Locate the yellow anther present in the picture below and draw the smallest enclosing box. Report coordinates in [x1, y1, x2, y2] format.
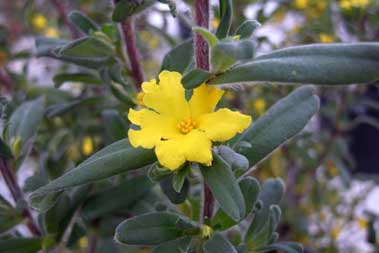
[177, 117, 197, 134]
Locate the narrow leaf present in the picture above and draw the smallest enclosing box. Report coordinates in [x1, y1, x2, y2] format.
[235, 20, 260, 39]
[68, 10, 98, 34]
[215, 0, 233, 39]
[204, 233, 237, 253]
[182, 69, 212, 89]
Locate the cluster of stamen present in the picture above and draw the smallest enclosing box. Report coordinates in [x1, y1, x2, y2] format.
[177, 117, 198, 134]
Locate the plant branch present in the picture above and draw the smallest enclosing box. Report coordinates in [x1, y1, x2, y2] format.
[51, 0, 82, 39]
[120, 19, 145, 89]
[193, 0, 213, 221]
[0, 158, 41, 236]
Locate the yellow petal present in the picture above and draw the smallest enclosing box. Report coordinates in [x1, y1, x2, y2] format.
[189, 84, 224, 118]
[198, 108, 252, 142]
[142, 71, 190, 119]
[128, 108, 179, 149]
[155, 130, 212, 170]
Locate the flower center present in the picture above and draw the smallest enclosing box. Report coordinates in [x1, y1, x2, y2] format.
[177, 117, 197, 134]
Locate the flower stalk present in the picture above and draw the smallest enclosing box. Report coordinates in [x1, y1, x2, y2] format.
[0, 158, 41, 236]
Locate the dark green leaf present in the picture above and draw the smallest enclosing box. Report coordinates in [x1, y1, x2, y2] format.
[210, 43, 379, 85]
[233, 86, 319, 167]
[45, 96, 102, 118]
[217, 145, 249, 176]
[35, 37, 69, 56]
[0, 196, 23, 233]
[173, 165, 190, 193]
[112, 0, 155, 22]
[235, 20, 260, 39]
[213, 40, 255, 61]
[114, 212, 199, 245]
[30, 139, 156, 209]
[160, 174, 189, 204]
[161, 40, 193, 73]
[254, 242, 303, 253]
[200, 153, 245, 221]
[0, 238, 42, 253]
[0, 137, 13, 159]
[69, 10, 98, 35]
[53, 72, 102, 88]
[182, 69, 212, 89]
[204, 233, 237, 253]
[216, 0, 233, 39]
[82, 176, 154, 220]
[101, 109, 128, 142]
[152, 236, 191, 253]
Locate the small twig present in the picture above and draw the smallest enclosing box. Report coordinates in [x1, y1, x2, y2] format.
[0, 158, 41, 236]
[120, 20, 145, 89]
[51, 0, 82, 39]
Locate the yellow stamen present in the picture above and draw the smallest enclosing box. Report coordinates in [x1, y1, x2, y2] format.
[177, 117, 197, 134]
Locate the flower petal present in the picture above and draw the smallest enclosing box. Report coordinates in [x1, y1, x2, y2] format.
[142, 71, 190, 119]
[189, 84, 224, 118]
[155, 130, 212, 170]
[198, 108, 252, 142]
[128, 108, 179, 149]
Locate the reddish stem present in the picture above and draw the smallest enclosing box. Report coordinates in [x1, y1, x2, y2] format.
[120, 20, 145, 89]
[51, 0, 82, 39]
[0, 158, 41, 236]
[193, 0, 214, 221]
[0, 68, 13, 93]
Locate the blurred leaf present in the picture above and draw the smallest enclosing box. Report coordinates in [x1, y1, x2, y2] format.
[254, 242, 303, 253]
[69, 10, 98, 34]
[82, 176, 154, 220]
[0, 238, 42, 253]
[204, 233, 237, 253]
[53, 72, 102, 88]
[152, 236, 191, 253]
[210, 43, 379, 85]
[45, 96, 102, 118]
[216, 0, 233, 39]
[233, 86, 319, 167]
[172, 165, 190, 193]
[246, 178, 285, 241]
[115, 212, 199, 245]
[200, 152, 245, 221]
[112, 0, 155, 22]
[235, 20, 260, 39]
[213, 40, 255, 61]
[193, 27, 219, 47]
[35, 37, 69, 56]
[30, 139, 156, 209]
[182, 69, 212, 89]
[0, 137, 13, 159]
[101, 109, 128, 142]
[161, 39, 193, 73]
[8, 97, 45, 155]
[0, 196, 23, 233]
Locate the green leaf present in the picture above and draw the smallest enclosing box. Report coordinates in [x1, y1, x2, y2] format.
[210, 43, 379, 85]
[160, 174, 189, 204]
[35, 37, 69, 56]
[246, 178, 285, 241]
[8, 97, 45, 155]
[101, 109, 128, 142]
[30, 139, 156, 208]
[45, 96, 102, 118]
[233, 86, 319, 167]
[0, 238, 42, 253]
[161, 40, 193, 73]
[215, 0, 233, 39]
[217, 145, 249, 176]
[0, 137, 13, 159]
[204, 233, 237, 253]
[53, 72, 102, 88]
[235, 20, 260, 39]
[254, 242, 303, 253]
[213, 40, 255, 61]
[173, 165, 190, 193]
[112, 0, 155, 22]
[68, 10, 98, 34]
[212, 177, 260, 230]
[82, 176, 154, 220]
[114, 212, 199, 245]
[193, 27, 219, 47]
[200, 152, 245, 221]
[182, 69, 212, 89]
[152, 236, 191, 253]
[0, 196, 23, 233]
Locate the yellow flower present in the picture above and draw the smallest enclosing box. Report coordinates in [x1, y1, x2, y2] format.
[79, 237, 88, 248]
[136, 92, 145, 106]
[211, 18, 220, 30]
[253, 98, 266, 116]
[319, 33, 335, 43]
[357, 218, 368, 229]
[32, 14, 47, 30]
[294, 0, 308, 9]
[128, 71, 251, 170]
[44, 27, 59, 38]
[82, 137, 94, 156]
